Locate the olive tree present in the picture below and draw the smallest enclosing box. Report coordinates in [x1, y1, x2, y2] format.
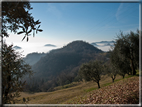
[113, 30, 139, 75]
[110, 45, 131, 78]
[104, 60, 117, 82]
[79, 60, 104, 88]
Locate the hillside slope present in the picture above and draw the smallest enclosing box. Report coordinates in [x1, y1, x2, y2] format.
[15, 76, 139, 104]
[32, 40, 103, 78]
[67, 76, 139, 104]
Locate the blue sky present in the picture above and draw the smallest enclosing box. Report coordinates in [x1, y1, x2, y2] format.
[5, 2, 139, 56]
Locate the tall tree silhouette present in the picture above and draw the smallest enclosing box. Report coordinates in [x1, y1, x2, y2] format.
[112, 30, 139, 75]
[2, 43, 33, 104]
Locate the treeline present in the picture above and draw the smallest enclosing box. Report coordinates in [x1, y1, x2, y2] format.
[23, 69, 79, 92]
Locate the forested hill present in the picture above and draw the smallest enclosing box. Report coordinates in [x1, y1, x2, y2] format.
[24, 41, 109, 92]
[50, 40, 103, 54]
[32, 40, 103, 78]
[23, 52, 46, 66]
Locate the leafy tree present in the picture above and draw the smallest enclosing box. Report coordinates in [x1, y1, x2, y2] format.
[104, 60, 117, 82]
[2, 42, 33, 104]
[114, 30, 139, 75]
[2, 1, 43, 41]
[79, 60, 103, 88]
[110, 45, 131, 78]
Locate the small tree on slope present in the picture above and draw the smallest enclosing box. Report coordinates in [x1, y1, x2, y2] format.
[79, 60, 103, 88]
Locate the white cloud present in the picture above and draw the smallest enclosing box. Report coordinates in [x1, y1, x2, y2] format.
[115, 3, 124, 21]
[97, 46, 112, 52]
[115, 3, 137, 23]
[4, 34, 63, 57]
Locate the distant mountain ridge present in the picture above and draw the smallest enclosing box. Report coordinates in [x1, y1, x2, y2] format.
[44, 44, 56, 47]
[13, 46, 22, 50]
[91, 41, 115, 47]
[23, 40, 113, 66]
[93, 41, 115, 44]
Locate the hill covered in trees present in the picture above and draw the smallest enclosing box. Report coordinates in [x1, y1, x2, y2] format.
[23, 52, 46, 66]
[23, 40, 109, 92]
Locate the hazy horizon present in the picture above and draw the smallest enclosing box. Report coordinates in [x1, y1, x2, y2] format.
[4, 39, 113, 57]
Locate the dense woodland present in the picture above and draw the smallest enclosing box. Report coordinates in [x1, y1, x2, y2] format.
[23, 52, 46, 66]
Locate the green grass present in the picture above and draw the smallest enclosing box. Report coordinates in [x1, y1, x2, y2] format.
[84, 87, 98, 92]
[102, 82, 112, 87]
[54, 82, 80, 91]
[136, 69, 140, 76]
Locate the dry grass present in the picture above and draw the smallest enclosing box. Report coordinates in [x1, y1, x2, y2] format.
[14, 74, 139, 104]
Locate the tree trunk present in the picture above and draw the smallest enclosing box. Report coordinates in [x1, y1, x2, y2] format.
[112, 78, 114, 82]
[111, 75, 116, 82]
[130, 47, 136, 75]
[4, 74, 11, 103]
[130, 59, 136, 75]
[97, 81, 100, 88]
[122, 75, 125, 79]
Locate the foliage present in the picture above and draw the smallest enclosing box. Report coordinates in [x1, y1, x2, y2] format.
[2, 1, 43, 41]
[110, 45, 132, 78]
[112, 30, 139, 75]
[2, 43, 33, 104]
[79, 60, 104, 88]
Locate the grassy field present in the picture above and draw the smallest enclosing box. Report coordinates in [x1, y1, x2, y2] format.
[14, 74, 139, 104]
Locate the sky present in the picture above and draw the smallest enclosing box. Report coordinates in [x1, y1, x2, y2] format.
[5, 2, 139, 56]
